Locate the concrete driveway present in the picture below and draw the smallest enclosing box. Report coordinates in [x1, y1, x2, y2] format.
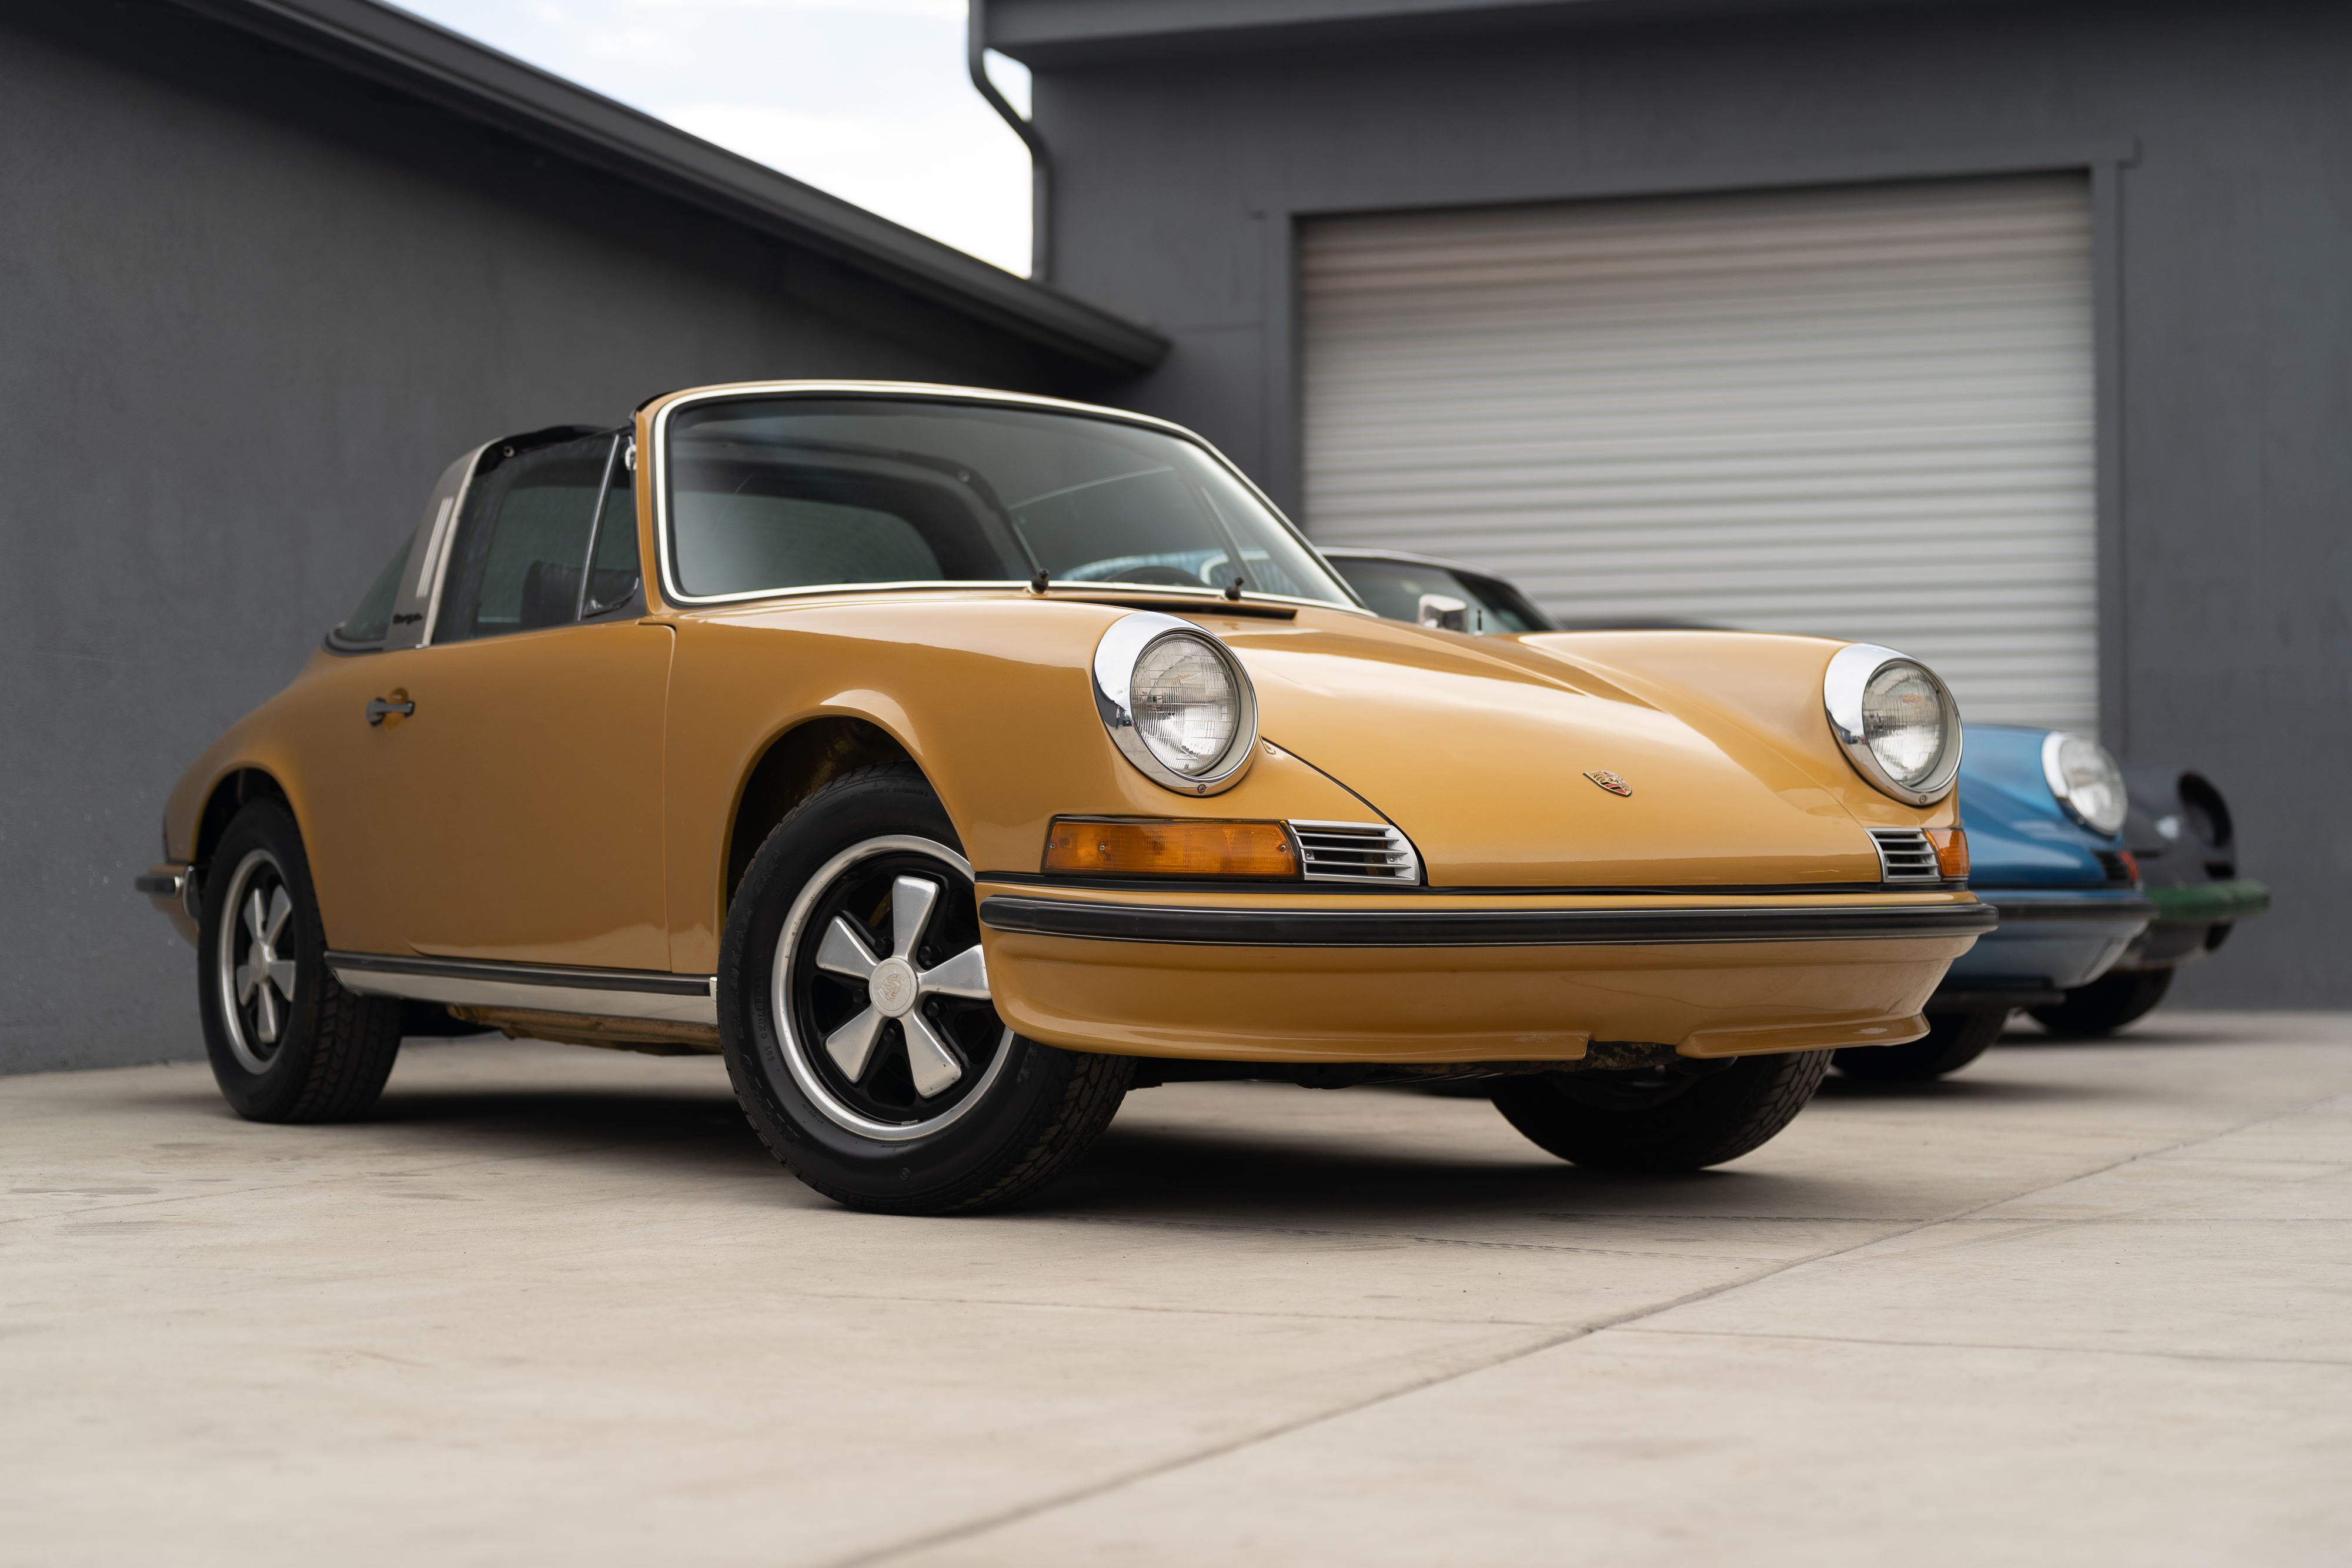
[4, 1013, 2347, 1567]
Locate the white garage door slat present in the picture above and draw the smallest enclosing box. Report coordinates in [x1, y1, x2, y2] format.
[1302, 176, 2097, 731]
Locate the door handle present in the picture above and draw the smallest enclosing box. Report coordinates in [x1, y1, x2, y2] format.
[366, 695, 415, 727]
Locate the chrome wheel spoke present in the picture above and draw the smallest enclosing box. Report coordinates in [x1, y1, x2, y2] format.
[235, 961, 258, 1004]
[814, 915, 881, 981]
[900, 1008, 964, 1098]
[245, 888, 269, 947]
[918, 944, 990, 1001]
[253, 980, 281, 1044]
[824, 1005, 887, 1079]
[264, 887, 293, 947]
[890, 875, 938, 958]
[266, 959, 297, 1000]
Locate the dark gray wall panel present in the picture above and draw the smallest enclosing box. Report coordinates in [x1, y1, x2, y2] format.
[1033, 0, 2352, 1007]
[0, 6, 1101, 1074]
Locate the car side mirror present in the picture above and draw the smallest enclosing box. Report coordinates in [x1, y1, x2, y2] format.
[1417, 593, 1470, 633]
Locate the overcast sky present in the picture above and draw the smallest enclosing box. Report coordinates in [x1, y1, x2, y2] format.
[392, 0, 1035, 275]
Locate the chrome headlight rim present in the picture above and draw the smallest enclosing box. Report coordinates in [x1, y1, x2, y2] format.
[2040, 730, 2129, 837]
[1091, 611, 1259, 796]
[1823, 642, 1963, 806]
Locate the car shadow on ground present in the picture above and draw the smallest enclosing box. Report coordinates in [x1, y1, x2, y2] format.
[1996, 1024, 2254, 1050]
[1810, 1068, 2107, 1104]
[119, 1043, 2063, 1223]
[1054, 1117, 1806, 1223]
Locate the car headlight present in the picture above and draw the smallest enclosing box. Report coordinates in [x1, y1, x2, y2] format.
[1823, 643, 1963, 805]
[1092, 611, 1259, 794]
[2042, 731, 2127, 836]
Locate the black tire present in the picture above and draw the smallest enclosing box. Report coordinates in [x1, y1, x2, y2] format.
[1834, 1007, 2006, 1081]
[719, 763, 1132, 1215]
[196, 799, 404, 1122]
[2029, 968, 2174, 1038]
[1491, 1049, 1830, 1172]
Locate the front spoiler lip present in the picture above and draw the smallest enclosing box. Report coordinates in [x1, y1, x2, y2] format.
[978, 896, 1997, 948]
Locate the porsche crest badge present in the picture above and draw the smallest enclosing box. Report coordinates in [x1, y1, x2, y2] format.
[1583, 770, 1632, 797]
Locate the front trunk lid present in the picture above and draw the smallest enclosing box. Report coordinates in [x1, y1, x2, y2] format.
[1224, 615, 1878, 888]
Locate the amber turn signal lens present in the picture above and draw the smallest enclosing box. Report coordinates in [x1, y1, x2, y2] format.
[1044, 818, 1298, 878]
[1927, 827, 1969, 880]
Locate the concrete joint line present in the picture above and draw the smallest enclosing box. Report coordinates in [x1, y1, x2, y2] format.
[820, 1086, 2350, 1568]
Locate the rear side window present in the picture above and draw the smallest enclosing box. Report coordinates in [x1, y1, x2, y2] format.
[333, 539, 412, 648]
[437, 432, 624, 641]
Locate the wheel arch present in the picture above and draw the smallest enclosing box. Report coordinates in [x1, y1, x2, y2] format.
[722, 715, 930, 920]
[194, 767, 295, 874]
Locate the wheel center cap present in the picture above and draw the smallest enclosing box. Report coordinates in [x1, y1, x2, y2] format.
[868, 956, 918, 1018]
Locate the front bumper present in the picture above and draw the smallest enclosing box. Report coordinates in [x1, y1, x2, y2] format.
[1935, 887, 2155, 1007]
[978, 885, 1994, 1064]
[2115, 880, 2271, 972]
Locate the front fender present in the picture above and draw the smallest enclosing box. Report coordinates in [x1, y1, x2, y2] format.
[660, 598, 1375, 971]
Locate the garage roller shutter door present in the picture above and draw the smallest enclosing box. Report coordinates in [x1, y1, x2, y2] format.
[1301, 175, 2097, 731]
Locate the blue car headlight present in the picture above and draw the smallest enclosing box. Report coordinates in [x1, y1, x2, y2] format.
[2042, 731, 2128, 835]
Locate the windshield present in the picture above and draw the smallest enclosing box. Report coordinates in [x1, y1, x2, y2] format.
[1328, 555, 1555, 634]
[662, 396, 1355, 606]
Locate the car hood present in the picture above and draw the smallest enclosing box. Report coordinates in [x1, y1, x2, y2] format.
[1222, 614, 1882, 888]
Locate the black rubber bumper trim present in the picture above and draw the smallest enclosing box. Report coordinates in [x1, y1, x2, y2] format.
[1976, 895, 2159, 922]
[978, 897, 1999, 949]
[324, 951, 713, 997]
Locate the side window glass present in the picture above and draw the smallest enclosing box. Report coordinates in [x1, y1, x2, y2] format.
[332, 537, 412, 648]
[583, 442, 642, 617]
[436, 432, 613, 641]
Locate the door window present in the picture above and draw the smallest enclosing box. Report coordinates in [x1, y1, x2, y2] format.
[582, 442, 642, 618]
[330, 537, 414, 648]
[436, 430, 623, 641]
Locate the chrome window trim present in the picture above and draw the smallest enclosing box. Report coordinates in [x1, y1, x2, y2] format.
[646, 380, 1369, 613]
[407, 444, 487, 650]
[574, 433, 624, 623]
[1090, 611, 1259, 796]
[1822, 641, 1963, 806]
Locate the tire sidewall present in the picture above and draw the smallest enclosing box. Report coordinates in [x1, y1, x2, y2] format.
[197, 800, 333, 1121]
[718, 768, 1084, 1209]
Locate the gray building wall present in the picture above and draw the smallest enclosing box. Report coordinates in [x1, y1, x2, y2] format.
[1014, 0, 2352, 1008]
[0, 5, 1117, 1073]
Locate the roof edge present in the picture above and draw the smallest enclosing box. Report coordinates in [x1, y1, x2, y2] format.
[985, 0, 2000, 65]
[167, 0, 1167, 376]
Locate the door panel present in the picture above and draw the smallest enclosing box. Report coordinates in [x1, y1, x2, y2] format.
[361, 620, 674, 968]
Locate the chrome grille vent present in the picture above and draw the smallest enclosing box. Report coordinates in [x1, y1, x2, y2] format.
[1869, 828, 1942, 884]
[1289, 821, 1422, 884]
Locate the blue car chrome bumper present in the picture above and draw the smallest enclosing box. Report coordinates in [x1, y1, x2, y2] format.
[1933, 888, 2158, 1009]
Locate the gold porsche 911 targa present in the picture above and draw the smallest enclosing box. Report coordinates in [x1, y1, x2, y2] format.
[141, 382, 1988, 1213]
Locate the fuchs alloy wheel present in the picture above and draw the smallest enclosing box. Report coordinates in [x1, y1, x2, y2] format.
[1492, 1049, 1830, 1172]
[196, 799, 404, 1122]
[1834, 1006, 2007, 1081]
[720, 764, 1131, 1215]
